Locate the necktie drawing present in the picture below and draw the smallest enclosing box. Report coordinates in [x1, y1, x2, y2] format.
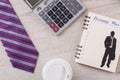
[0, 0, 39, 73]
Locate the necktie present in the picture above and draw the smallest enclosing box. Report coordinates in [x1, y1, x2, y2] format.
[110, 37, 113, 48]
[0, 0, 39, 73]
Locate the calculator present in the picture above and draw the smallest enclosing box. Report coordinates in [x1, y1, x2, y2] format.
[24, 0, 86, 35]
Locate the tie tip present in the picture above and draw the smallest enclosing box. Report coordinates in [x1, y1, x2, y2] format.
[12, 65, 35, 73]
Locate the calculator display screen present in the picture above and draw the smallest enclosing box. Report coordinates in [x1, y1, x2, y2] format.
[28, 0, 39, 6]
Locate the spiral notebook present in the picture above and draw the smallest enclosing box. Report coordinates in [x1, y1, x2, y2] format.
[75, 12, 120, 72]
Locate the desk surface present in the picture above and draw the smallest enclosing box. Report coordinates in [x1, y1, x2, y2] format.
[0, 0, 120, 80]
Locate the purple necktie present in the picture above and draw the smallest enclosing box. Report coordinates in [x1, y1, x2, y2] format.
[0, 0, 39, 73]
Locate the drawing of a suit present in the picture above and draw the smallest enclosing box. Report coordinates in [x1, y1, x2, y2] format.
[101, 31, 116, 68]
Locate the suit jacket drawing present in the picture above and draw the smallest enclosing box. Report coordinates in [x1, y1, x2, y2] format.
[104, 36, 116, 60]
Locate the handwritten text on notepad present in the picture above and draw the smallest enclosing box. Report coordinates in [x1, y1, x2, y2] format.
[94, 16, 120, 27]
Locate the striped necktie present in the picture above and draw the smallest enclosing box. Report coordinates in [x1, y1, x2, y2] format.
[0, 0, 39, 73]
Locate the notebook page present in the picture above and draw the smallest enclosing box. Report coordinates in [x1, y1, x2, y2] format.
[75, 12, 120, 72]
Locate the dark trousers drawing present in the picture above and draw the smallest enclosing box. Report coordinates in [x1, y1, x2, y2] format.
[101, 31, 116, 68]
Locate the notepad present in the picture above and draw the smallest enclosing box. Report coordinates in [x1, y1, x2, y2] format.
[75, 12, 120, 72]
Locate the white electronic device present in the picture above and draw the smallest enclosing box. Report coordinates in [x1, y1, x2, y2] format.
[24, 0, 86, 35]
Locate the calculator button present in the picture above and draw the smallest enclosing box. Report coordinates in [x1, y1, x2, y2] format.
[64, 10, 70, 16]
[67, 14, 73, 19]
[56, 10, 62, 16]
[52, 6, 58, 12]
[44, 6, 50, 12]
[50, 22, 56, 28]
[75, 4, 83, 11]
[69, 0, 83, 11]
[63, 0, 70, 6]
[60, 6, 66, 12]
[37, 7, 41, 11]
[57, 2, 63, 8]
[46, 18, 52, 24]
[61, 0, 67, 3]
[42, 15, 48, 20]
[54, 0, 59, 3]
[58, 22, 64, 28]
[39, 11, 45, 17]
[53, 26, 59, 32]
[49, 2, 54, 8]
[54, 18, 60, 24]
[42, 15, 52, 24]
[47, 10, 54, 16]
[69, 6, 78, 15]
[51, 14, 57, 20]
[63, 18, 69, 24]
[59, 14, 65, 20]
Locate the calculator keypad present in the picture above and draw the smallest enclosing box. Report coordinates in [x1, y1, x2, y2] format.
[37, 0, 85, 35]
[52, 6, 58, 12]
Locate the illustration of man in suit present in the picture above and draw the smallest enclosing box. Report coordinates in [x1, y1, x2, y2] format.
[100, 31, 117, 68]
